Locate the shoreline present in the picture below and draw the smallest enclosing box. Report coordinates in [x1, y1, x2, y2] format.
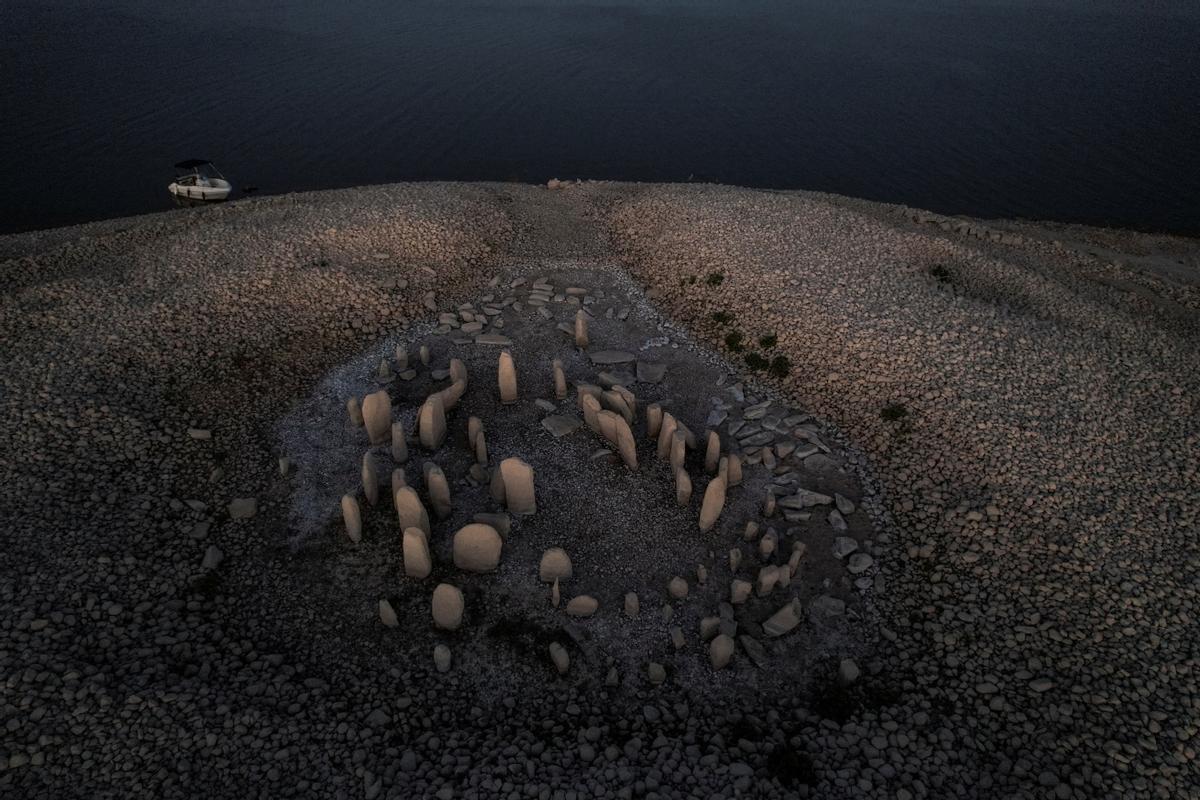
[1, 180, 1197, 797]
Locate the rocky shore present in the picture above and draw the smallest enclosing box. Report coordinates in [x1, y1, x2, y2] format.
[1, 181, 1196, 799]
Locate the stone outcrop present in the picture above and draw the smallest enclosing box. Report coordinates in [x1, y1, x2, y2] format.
[361, 389, 391, 445]
[698, 475, 727, 532]
[403, 527, 432, 578]
[452, 523, 502, 572]
[498, 457, 536, 514]
[539, 548, 572, 582]
[498, 350, 518, 404]
[431, 583, 464, 630]
[341, 494, 361, 543]
[394, 486, 431, 536]
[418, 393, 447, 450]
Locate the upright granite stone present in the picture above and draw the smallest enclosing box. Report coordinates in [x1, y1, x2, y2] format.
[499, 457, 536, 514]
[390, 422, 408, 463]
[698, 475, 727, 532]
[705, 430, 721, 474]
[362, 389, 392, 445]
[574, 309, 589, 348]
[418, 393, 447, 450]
[553, 359, 567, 399]
[453, 523, 503, 572]
[646, 403, 663, 439]
[656, 413, 678, 461]
[403, 527, 432, 578]
[347, 396, 364, 427]
[361, 452, 379, 506]
[675, 468, 692, 506]
[498, 350, 518, 404]
[449, 357, 469, 387]
[341, 495, 361, 543]
[437, 379, 467, 411]
[424, 462, 452, 520]
[431, 583, 464, 630]
[394, 486, 431, 536]
[670, 429, 687, 473]
[539, 547, 573, 582]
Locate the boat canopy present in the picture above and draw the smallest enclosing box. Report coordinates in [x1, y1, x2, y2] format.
[174, 159, 214, 170]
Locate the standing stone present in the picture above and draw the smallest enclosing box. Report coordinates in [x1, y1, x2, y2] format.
[278, 456, 291, 476]
[424, 462, 452, 520]
[419, 344, 430, 366]
[727, 453, 743, 487]
[391, 422, 408, 463]
[668, 577, 689, 600]
[764, 490, 777, 517]
[489, 466, 506, 505]
[498, 350, 518, 404]
[452, 523, 503, 572]
[437, 379, 467, 411]
[553, 359, 567, 399]
[391, 468, 407, 499]
[698, 476, 727, 532]
[551, 578, 561, 608]
[710, 634, 735, 670]
[549, 642, 570, 675]
[656, 413, 678, 460]
[574, 309, 589, 348]
[757, 565, 780, 596]
[499, 457, 536, 515]
[675, 468, 692, 506]
[449, 357, 469, 386]
[377, 358, 392, 381]
[539, 548, 573, 582]
[730, 579, 753, 604]
[347, 396, 364, 427]
[379, 599, 398, 627]
[341, 495, 361, 543]
[646, 403, 663, 439]
[362, 390, 392, 445]
[403, 527, 432, 578]
[647, 663, 666, 686]
[431, 583, 464, 630]
[394, 486, 430, 536]
[418, 394, 447, 450]
[624, 592, 640, 617]
[729, 548, 742, 572]
[838, 658, 861, 687]
[433, 644, 451, 673]
[670, 429, 687, 473]
[763, 598, 803, 637]
[705, 430, 721, 474]
[580, 394, 602, 434]
[361, 452, 379, 506]
[474, 430, 488, 465]
[395, 346, 408, 371]
[612, 414, 638, 470]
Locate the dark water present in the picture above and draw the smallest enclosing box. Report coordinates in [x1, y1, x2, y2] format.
[2, 0, 1198, 235]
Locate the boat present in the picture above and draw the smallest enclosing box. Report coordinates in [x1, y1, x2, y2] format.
[168, 159, 232, 202]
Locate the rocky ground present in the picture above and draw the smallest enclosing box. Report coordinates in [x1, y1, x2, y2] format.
[0, 181, 1196, 799]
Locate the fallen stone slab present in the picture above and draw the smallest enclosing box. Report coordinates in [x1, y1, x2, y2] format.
[588, 350, 636, 365]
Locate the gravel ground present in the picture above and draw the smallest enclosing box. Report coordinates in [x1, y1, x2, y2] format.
[1, 181, 1196, 799]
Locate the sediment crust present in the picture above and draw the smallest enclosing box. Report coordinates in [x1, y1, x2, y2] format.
[1, 182, 1197, 798]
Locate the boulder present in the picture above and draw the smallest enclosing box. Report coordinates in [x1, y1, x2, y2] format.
[498, 350, 518, 404]
[341, 494, 362, 543]
[361, 389, 392, 445]
[499, 457, 537, 515]
[710, 634, 735, 669]
[566, 595, 599, 617]
[433, 644, 452, 673]
[418, 394, 447, 450]
[403, 527, 432, 578]
[452, 523, 502, 572]
[763, 598, 803, 637]
[539, 548, 573, 582]
[431, 583, 464, 630]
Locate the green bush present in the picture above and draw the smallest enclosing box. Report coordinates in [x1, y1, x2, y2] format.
[758, 333, 778, 349]
[880, 402, 908, 422]
[724, 331, 744, 352]
[768, 355, 790, 378]
[706, 272, 725, 286]
[711, 311, 734, 326]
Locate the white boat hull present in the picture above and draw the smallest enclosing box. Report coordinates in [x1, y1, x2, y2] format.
[168, 178, 231, 201]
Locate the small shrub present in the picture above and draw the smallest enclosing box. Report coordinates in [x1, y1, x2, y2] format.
[929, 264, 952, 284]
[744, 352, 769, 371]
[768, 355, 790, 378]
[880, 402, 908, 422]
[706, 272, 725, 286]
[711, 311, 734, 326]
[758, 333, 778, 349]
[724, 331, 745, 352]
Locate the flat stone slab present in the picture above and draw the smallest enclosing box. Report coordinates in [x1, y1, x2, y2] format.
[542, 415, 582, 438]
[475, 334, 513, 346]
[588, 350, 636, 365]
